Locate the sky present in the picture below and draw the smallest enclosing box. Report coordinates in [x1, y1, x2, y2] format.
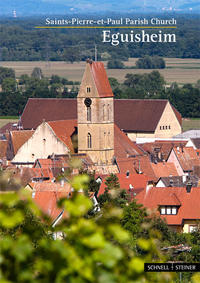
[0, 0, 199, 15]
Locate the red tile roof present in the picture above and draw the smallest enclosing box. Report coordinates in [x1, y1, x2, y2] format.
[151, 162, 178, 179]
[33, 191, 69, 221]
[114, 124, 143, 158]
[136, 187, 200, 225]
[10, 130, 34, 155]
[28, 182, 71, 192]
[47, 120, 77, 153]
[89, 61, 113, 98]
[140, 140, 187, 161]
[116, 158, 137, 174]
[0, 122, 18, 134]
[130, 156, 178, 182]
[98, 173, 149, 197]
[34, 159, 53, 169]
[0, 140, 8, 159]
[14, 167, 54, 185]
[173, 147, 200, 171]
[132, 156, 157, 182]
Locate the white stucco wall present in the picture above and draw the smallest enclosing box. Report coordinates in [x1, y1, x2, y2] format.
[12, 122, 69, 163]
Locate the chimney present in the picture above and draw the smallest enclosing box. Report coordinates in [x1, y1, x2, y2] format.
[146, 181, 153, 194]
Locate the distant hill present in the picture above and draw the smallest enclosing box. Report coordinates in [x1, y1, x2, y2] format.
[1, 0, 200, 16]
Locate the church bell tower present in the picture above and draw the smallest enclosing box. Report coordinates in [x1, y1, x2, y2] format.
[77, 60, 114, 165]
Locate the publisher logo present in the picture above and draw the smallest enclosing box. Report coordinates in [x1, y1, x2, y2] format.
[144, 263, 200, 272]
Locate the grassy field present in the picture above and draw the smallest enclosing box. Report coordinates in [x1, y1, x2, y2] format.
[182, 119, 200, 132]
[0, 119, 18, 128]
[1, 58, 200, 84]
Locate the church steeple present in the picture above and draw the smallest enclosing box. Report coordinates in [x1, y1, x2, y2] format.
[77, 60, 114, 165]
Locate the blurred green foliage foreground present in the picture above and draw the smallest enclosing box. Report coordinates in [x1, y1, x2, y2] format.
[0, 171, 199, 283]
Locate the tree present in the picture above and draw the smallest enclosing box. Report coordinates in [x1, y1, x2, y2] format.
[0, 66, 15, 84]
[31, 67, 43, 80]
[0, 171, 176, 283]
[136, 56, 165, 69]
[63, 47, 80, 63]
[1, 77, 17, 93]
[107, 59, 124, 69]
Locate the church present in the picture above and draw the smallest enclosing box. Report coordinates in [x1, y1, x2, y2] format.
[16, 60, 182, 166]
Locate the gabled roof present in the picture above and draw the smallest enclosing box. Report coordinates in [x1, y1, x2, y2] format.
[33, 191, 69, 221]
[157, 176, 199, 188]
[47, 119, 77, 153]
[172, 146, 200, 171]
[89, 61, 113, 98]
[132, 155, 157, 182]
[140, 140, 187, 161]
[10, 130, 34, 155]
[114, 124, 143, 158]
[98, 173, 149, 197]
[34, 158, 69, 170]
[116, 158, 137, 174]
[191, 138, 200, 149]
[0, 140, 8, 159]
[151, 162, 178, 179]
[28, 182, 71, 192]
[114, 99, 168, 132]
[136, 187, 200, 225]
[0, 122, 18, 134]
[21, 98, 181, 132]
[21, 98, 77, 130]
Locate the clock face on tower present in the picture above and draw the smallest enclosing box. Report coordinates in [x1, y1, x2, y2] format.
[84, 97, 92, 107]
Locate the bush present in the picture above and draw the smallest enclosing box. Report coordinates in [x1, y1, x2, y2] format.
[136, 56, 166, 69]
[107, 59, 125, 69]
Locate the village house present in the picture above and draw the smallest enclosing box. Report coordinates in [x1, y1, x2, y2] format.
[2, 60, 200, 239]
[167, 146, 200, 176]
[135, 185, 200, 233]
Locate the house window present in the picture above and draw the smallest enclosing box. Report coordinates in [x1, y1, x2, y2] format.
[107, 104, 110, 121]
[166, 207, 171, 214]
[189, 225, 197, 233]
[169, 125, 171, 129]
[166, 126, 168, 129]
[172, 207, 177, 215]
[163, 126, 165, 130]
[160, 207, 166, 215]
[86, 87, 91, 93]
[87, 106, 91, 121]
[160, 126, 162, 130]
[103, 104, 106, 121]
[87, 133, 92, 148]
[160, 206, 178, 215]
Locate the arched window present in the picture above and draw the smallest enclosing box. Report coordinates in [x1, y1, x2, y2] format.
[87, 133, 92, 148]
[87, 106, 91, 121]
[107, 104, 110, 121]
[103, 104, 106, 121]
